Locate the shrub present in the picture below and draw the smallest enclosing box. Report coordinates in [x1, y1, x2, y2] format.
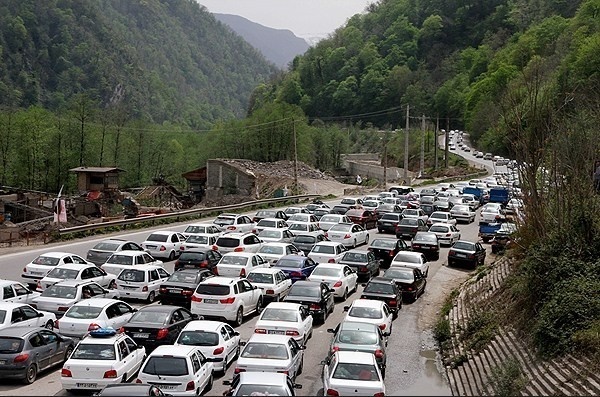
[487, 358, 526, 396]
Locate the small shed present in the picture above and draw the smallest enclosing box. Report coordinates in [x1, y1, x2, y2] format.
[181, 167, 207, 202]
[69, 166, 125, 194]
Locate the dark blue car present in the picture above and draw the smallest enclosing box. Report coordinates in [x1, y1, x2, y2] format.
[272, 255, 317, 283]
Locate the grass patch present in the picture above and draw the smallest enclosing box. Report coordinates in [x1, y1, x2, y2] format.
[459, 310, 499, 352]
[487, 359, 526, 396]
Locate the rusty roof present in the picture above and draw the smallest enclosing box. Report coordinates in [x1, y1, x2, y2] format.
[69, 167, 126, 173]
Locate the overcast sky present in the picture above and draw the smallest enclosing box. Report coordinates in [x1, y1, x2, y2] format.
[197, 0, 374, 39]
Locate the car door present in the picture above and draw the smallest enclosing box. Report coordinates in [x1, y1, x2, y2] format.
[222, 324, 239, 361]
[218, 324, 233, 363]
[39, 329, 64, 366]
[298, 306, 313, 338]
[321, 283, 333, 313]
[89, 266, 111, 287]
[71, 255, 88, 265]
[28, 331, 54, 370]
[382, 304, 393, 331]
[276, 271, 292, 297]
[114, 302, 136, 326]
[124, 336, 144, 374]
[343, 266, 357, 292]
[157, 268, 170, 282]
[2, 285, 14, 303]
[476, 242, 486, 262]
[193, 351, 210, 386]
[19, 305, 45, 327]
[237, 279, 257, 315]
[288, 338, 303, 377]
[87, 282, 110, 298]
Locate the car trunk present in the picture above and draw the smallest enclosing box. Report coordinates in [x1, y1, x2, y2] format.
[34, 297, 74, 315]
[58, 318, 103, 338]
[217, 264, 245, 278]
[67, 360, 113, 381]
[87, 251, 112, 264]
[122, 323, 164, 345]
[360, 293, 398, 309]
[328, 379, 382, 395]
[159, 281, 195, 300]
[255, 320, 299, 336]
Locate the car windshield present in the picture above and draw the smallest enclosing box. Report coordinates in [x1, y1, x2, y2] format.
[453, 205, 470, 212]
[130, 311, 168, 325]
[118, 269, 145, 282]
[247, 272, 274, 284]
[146, 234, 169, 242]
[384, 269, 414, 281]
[430, 213, 447, 219]
[214, 217, 235, 225]
[311, 267, 342, 277]
[349, 306, 382, 319]
[381, 214, 400, 221]
[288, 285, 319, 297]
[106, 254, 134, 265]
[320, 215, 340, 223]
[195, 284, 230, 296]
[46, 268, 79, 279]
[186, 235, 210, 244]
[167, 272, 199, 283]
[453, 242, 475, 251]
[293, 236, 315, 244]
[413, 234, 437, 243]
[342, 252, 367, 263]
[403, 210, 417, 216]
[258, 230, 281, 238]
[179, 252, 206, 261]
[237, 385, 288, 395]
[311, 245, 334, 254]
[92, 242, 121, 251]
[31, 255, 60, 266]
[260, 308, 298, 322]
[340, 199, 355, 205]
[177, 331, 219, 346]
[0, 310, 6, 324]
[258, 220, 277, 227]
[329, 224, 351, 232]
[71, 343, 116, 360]
[65, 306, 102, 319]
[370, 239, 396, 249]
[0, 337, 23, 353]
[184, 225, 208, 234]
[216, 237, 240, 248]
[143, 357, 189, 376]
[364, 282, 394, 294]
[41, 285, 78, 299]
[241, 343, 289, 360]
[274, 259, 303, 268]
[394, 253, 420, 263]
[289, 224, 308, 231]
[338, 330, 378, 345]
[220, 256, 249, 266]
[429, 225, 449, 233]
[258, 245, 284, 255]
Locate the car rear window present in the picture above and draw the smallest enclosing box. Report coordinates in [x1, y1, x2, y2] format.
[71, 343, 116, 360]
[400, 218, 418, 226]
[214, 217, 235, 226]
[258, 230, 281, 238]
[381, 214, 400, 221]
[219, 256, 249, 266]
[274, 259, 303, 268]
[338, 330, 378, 345]
[118, 269, 145, 282]
[46, 268, 79, 279]
[342, 252, 367, 262]
[333, 363, 380, 381]
[364, 282, 394, 294]
[429, 225, 449, 233]
[143, 356, 189, 376]
[184, 225, 207, 234]
[92, 242, 121, 251]
[106, 254, 134, 265]
[370, 239, 396, 249]
[129, 311, 169, 325]
[65, 306, 102, 319]
[288, 285, 320, 297]
[293, 235, 316, 244]
[311, 267, 341, 277]
[146, 234, 169, 242]
[452, 241, 475, 250]
[177, 331, 219, 346]
[41, 285, 77, 299]
[0, 337, 23, 353]
[187, 235, 209, 244]
[260, 308, 298, 322]
[384, 268, 414, 281]
[258, 220, 277, 227]
[241, 342, 288, 360]
[259, 246, 284, 255]
[215, 237, 240, 248]
[179, 252, 206, 261]
[329, 224, 351, 232]
[247, 272, 274, 284]
[195, 284, 231, 296]
[349, 306, 382, 319]
[31, 255, 60, 266]
[289, 223, 308, 231]
[413, 234, 437, 242]
[168, 272, 199, 283]
[310, 245, 334, 254]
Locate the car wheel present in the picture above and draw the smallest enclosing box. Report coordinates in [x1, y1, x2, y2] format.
[364, 234, 369, 245]
[168, 251, 175, 261]
[147, 291, 156, 303]
[45, 320, 53, 330]
[381, 366, 386, 379]
[342, 288, 348, 301]
[352, 239, 357, 248]
[63, 345, 74, 363]
[204, 372, 214, 393]
[234, 307, 244, 327]
[297, 358, 304, 376]
[23, 364, 37, 385]
[255, 297, 262, 315]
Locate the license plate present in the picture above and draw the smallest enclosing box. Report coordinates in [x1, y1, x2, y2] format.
[0, 360, 5, 365]
[169, 289, 182, 293]
[30, 272, 42, 276]
[123, 286, 137, 290]
[76, 383, 98, 388]
[268, 330, 285, 335]
[157, 385, 177, 390]
[146, 245, 157, 249]
[204, 299, 218, 304]
[134, 333, 149, 338]
[455, 253, 467, 258]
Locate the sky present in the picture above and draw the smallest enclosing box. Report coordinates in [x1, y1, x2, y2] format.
[196, 0, 375, 40]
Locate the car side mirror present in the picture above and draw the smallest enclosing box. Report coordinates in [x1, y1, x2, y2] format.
[343, 306, 350, 312]
[329, 288, 336, 293]
[239, 341, 247, 346]
[294, 384, 303, 389]
[191, 314, 200, 320]
[222, 380, 232, 386]
[233, 331, 240, 336]
[320, 358, 330, 365]
[327, 328, 335, 333]
[37, 312, 44, 317]
[132, 308, 138, 312]
[361, 283, 367, 288]
[383, 332, 391, 337]
[137, 344, 145, 349]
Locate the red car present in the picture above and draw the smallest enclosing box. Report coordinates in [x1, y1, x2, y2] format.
[345, 209, 378, 229]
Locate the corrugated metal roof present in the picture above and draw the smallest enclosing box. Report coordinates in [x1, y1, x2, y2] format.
[69, 167, 126, 173]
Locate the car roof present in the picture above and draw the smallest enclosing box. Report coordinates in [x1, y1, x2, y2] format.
[291, 280, 321, 288]
[36, 252, 74, 258]
[261, 242, 292, 247]
[119, 264, 163, 271]
[258, 218, 285, 222]
[335, 350, 376, 364]
[108, 250, 147, 257]
[339, 321, 379, 332]
[137, 304, 179, 313]
[150, 344, 198, 357]
[181, 320, 225, 332]
[222, 252, 258, 258]
[278, 254, 306, 261]
[368, 277, 394, 285]
[350, 299, 385, 308]
[80, 331, 129, 345]
[314, 241, 343, 247]
[314, 263, 345, 270]
[0, 279, 19, 287]
[146, 230, 176, 236]
[96, 238, 126, 243]
[430, 223, 451, 229]
[0, 326, 43, 338]
[248, 333, 293, 344]
[72, 298, 119, 308]
[186, 222, 217, 227]
[394, 251, 422, 257]
[0, 302, 35, 310]
[198, 276, 237, 286]
[46, 279, 97, 287]
[263, 302, 301, 311]
[53, 263, 91, 270]
[236, 371, 289, 385]
[248, 268, 282, 275]
[217, 232, 253, 238]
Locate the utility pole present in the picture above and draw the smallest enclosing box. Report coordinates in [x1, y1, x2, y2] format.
[404, 105, 409, 179]
[292, 118, 298, 194]
[382, 129, 388, 188]
[445, 116, 450, 168]
[420, 114, 425, 177]
[435, 115, 439, 170]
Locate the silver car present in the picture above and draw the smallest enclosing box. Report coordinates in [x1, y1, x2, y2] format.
[235, 334, 305, 381]
[32, 280, 119, 317]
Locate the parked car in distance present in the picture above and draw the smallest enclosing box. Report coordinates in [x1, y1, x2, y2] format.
[345, 209, 378, 229]
[428, 223, 461, 246]
[253, 218, 289, 235]
[216, 252, 269, 278]
[213, 213, 255, 234]
[426, 211, 457, 227]
[141, 231, 187, 261]
[0, 326, 74, 384]
[449, 204, 476, 224]
[307, 263, 358, 301]
[342, 299, 393, 335]
[390, 251, 430, 278]
[101, 251, 164, 276]
[55, 299, 136, 339]
[252, 210, 288, 223]
[86, 239, 145, 266]
[338, 250, 380, 280]
[0, 303, 56, 331]
[329, 205, 351, 215]
[254, 302, 313, 346]
[448, 240, 487, 269]
[367, 238, 410, 269]
[257, 242, 303, 266]
[410, 232, 440, 260]
[381, 267, 427, 303]
[174, 248, 223, 272]
[287, 222, 323, 237]
[115, 265, 170, 303]
[0, 280, 40, 304]
[395, 217, 428, 239]
[37, 263, 116, 292]
[214, 232, 263, 254]
[284, 207, 308, 215]
[360, 277, 402, 315]
[291, 234, 328, 256]
[182, 223, 222, 238]
[318, 214, 351, 232]
[272, 255, 318, 283]
[313, 208, 331, 221]
[305, 201, 330, 214]
[325, 223, 369, 248]
[158, 268, 214, 307]
[22, 252, 92, 289]
[222, 372, 302, 397]
[180, 234, 219, 251]
[32, 280, 119, 316]
[283, 280, 335, 323]
[246, 268, 293, 304]
[257, 228, 296, 244]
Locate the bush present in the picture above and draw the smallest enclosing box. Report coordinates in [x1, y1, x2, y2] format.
[487, 358, 526, 396]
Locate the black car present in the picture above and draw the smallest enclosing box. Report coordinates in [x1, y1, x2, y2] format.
[305, 201, 330, 214]
[338, 250, 380, 280]
[410, 232, 440, 260]
[283, 280, 335, 323]
[94, 384, 167, 396]
[252, 209, 288, 223]
[158, 268, 214, 307]
[381, 267, 427, 303]
[360, 277, 402, 315]
[0, 327, 75, 384]
[367, 238, 410, 269]
[433, 200, 454, 212]
[377, 213, 403, 234]
[395, 218, 428, 239]
[330, 205, 352, 215]
[120, 305, 199, 352]
[174, 248, 223, 272]
[375, 204, 402, 219]
[448, 240, 487, 269]
[420, 204, 436, 216]
[313, 208, 331, 221]
[291, 234, 328, 256]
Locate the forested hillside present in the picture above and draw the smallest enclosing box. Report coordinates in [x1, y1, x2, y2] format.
[0, 0, 277, 126]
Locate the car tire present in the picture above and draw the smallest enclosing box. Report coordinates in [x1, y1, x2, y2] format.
[342, 288, 348, 301]
[297, 358, 304, 376]
[352, 239, 357, 248]
[147, 291, 156, 303]
[255, 297, 262, 315]
[234, 307, 244, 327]
[364, 234, 369, 245]
[63, 345, 74, 363]
[45, 320, 53, 330]
[23, 364, 37, 385]
[168, 251, 175, 261]
[204, 372, 213, 393]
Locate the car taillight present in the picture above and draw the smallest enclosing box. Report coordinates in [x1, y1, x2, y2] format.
[88, 323, 100, 331]
[22, 267, 27, 273]
[389, 250, 395, 256]
[328, 259, 336, 263]
[182, 290, 193, 296]
[255, 329, 267, 334]
[468, 254, 476, 259]
[61, 368, 72, 377]
[310, 303, 320, 310]
[186, 381, 195, 391]
[331, 345, 339, 352]
[118, 327, 125, 333]
[180, 246, 185, 251]
[449, 250, 455, 256]
[58, 306, 69, 312]
[375, 349, 384, 358]
[191, 295, 202, 302]
[135, 378, 142, 383]
[324, 233, 329, 238]
[240, 268, 246, 277]
[234, 368, 246, 374]
[344, 234, 352, 239]
[213, 267, 219, 275]
[174, 260, 180, 267]
[290, 271, 302, 278]
[234, 247, 244, 252]
[367, 248, 373, 252]
[333, 281, 342, 287]
[220, 297, 236, 304]
[406, 287, 413, 291]
[36, 281, 41, 290]
[103, 370, 118, 378]
[277, 370, 289, 375]
[200, 261, 209, 268]
[160, 246, 166, 252]
[326, 389, 340, 397]
[159, 287, 167, 294]
[54, 320, 59, 329]
[156, 328, 169, 340]
[252, 229, 257, 234]
[374, 393, 385, 397]
[360, 266, 368, 272]
[14, 354, 29, 363]
[227, 226, 237, 231]
[266, 289, 275, 295]
[379, 324, 386, 330]
[212, 245, 219, 251]
[142, 286, 148, 292]
[446, 233, 451, 237]
[286, 330, 300, 336]
[388, 300, 397, 307]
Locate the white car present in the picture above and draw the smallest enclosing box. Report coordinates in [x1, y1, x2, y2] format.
[287, 213, 319, 224]
[216, 252, 269, 278]
[223, 372, 302, 396]
[137, 345, 218, 396]
[0, 279, 40, 304]
[480, 204, 506, 224]
[61, 328, 146, 391]
[307, 263, 358, 301]
[85, 239, 146, 266]
[182, 223, 222, 238]
[0, 302, 56, 330]
[325, 223, 369, 248]
[175, 320, 241, 373]
[191, 277, 262, 327]
[181, 234, 218, 251]
[246, 268, 293, 304]
[254, 302, 313, 346]
[390, 251, 430, 277]
[257, 242, 304, 265]
[36, 263, 117, 292]
[307, 241, 347, 264]
[101, 251, 164, 276]
[141, 231, 187, 261]
[234, 334, 305, 381]
[461, 194, 480, 211]
[253, 218, 289, 235]
[428, 223, 461, 246]
[318, 214, 351, 231]
[287, 221, 323, 237]
[115, 265, 171, 303]
[401, 208, 428, 223]
[257, 228, 296, 244]
[323, 351, 385, 397]
[21, 252, 92, 288]
[426, 211, 457, 227]
[32, 280, 120, 316]
[450, 204, 476, 223]
[213, 213, 255, 234]
[214, 232, 263, 254]
[55, 299, 136, 338]
[342, 299, 394, 334]
[340, 197, 363, 206]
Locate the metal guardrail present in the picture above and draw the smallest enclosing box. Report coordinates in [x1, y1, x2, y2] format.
[58, 194, 320, 235]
